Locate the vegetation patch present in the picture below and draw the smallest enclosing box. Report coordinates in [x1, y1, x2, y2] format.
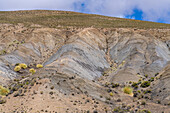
[0, 86, 9, 96]
[148, 77, 154, 82]
[141, 109, 151, 113]
[109, 92, 113, 96]
[140, 81, 150, 88]
[0, 10, 170, 29]
[19, 63, 28, 69]
[111, 83, 119, 88]
[0, 50, 6, 55]
[123, 87, 133, 95]
[36, 64, 43, 68]
[131, 82, 138, 89]
[14, 66, 21, 72]
[29, 68, 36, 74]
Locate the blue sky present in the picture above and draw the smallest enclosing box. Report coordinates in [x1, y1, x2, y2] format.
[0, 0, 170, 24]
[126, 9, 143, 21]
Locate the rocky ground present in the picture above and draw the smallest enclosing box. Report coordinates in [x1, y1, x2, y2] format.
[0, 23, 170, 113]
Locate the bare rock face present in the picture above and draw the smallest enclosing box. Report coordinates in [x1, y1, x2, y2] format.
[151, 64, 170, 105]
[107, 29, 170, 83]
[0, 24, 169, 81]
[0, 24, 170, 112]
[44, 28, 109, 80]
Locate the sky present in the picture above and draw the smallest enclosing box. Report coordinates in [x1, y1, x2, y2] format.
[0, 0, 170, 24]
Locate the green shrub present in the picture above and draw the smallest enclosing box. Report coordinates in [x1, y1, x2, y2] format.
[113, 107, 120, 112]
[0, 99, 6, 104]
[142, 109, 151, 113]
[40, 91, 43, 94]
[131, 82, 138, 88]
[0, 50, 6, 55]
[157, 100, 161, 104]
[138, 79, 142, 82]
[155, 73, 159, 76]
[149, 77, 154, 82]
[144, 74, 148, 78]
[25, 82, 29, 85]
[143, 89, 152, 94]
[50, 86, 54, 90]
[137, 90, 141, 93]
[140, 81, 150, 88]
[18, 83, 23, 87]
[141, 101, 146, 105]
[14, 79, 19, 82]
[15, 63, 20, 66]
[111, 83, 119, 88]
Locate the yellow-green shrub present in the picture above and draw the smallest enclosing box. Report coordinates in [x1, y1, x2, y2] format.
[14, 66, 21, 72]
[123, 86, 133, 95]
[29, 68, 36, 74]
[36, 64, 43, 68]
[109, 92, 113, 96]
[19, 63, 27, 69]
[0, 86, 9, 96]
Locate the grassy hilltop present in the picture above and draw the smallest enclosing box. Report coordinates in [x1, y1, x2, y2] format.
[0, 10, 170, 29]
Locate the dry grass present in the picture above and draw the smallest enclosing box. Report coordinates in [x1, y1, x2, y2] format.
[0, 10, 170, 29]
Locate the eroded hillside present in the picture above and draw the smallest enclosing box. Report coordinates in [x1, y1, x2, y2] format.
[0, 23, 170, 113]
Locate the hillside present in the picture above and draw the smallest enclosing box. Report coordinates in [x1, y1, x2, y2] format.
[0, 10, 170, 113]
[0, 10, 170, 29]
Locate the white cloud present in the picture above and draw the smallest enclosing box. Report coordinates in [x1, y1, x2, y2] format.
[136, 0, 170, 22]
[0, 0, 170, 23]
[0, 0, 82, 11]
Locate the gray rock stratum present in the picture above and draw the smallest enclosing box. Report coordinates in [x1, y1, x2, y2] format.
[0, 23, 170, 112]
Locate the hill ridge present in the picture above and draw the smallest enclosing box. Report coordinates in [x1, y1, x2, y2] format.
[0, 10, 170, 29]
